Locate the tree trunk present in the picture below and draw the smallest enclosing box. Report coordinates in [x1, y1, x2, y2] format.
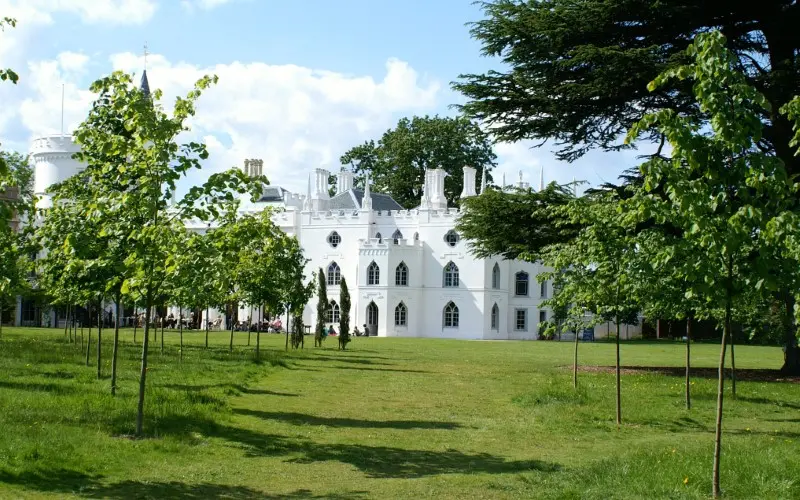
[285, 307, 290, 352]
[247, 308, 251, 346]
[729, 324, 736, 398]
[111, 297, 121, 395]
[133, 306, 138, 344]
[179, 306, 184, 362]
[205, 306, 209, 349]
[64, 305, 69, 339]
[96, 300, 103, 379]
[685, 314, 692, 410]
[85, 305, 92, 367]
[229, 311, 235, 352]
[573, 327, 579, 389]
[0, 303, 4, 339]
[780, 293, 799, 374]
[160, 305, 165, 355]
[135, 296, 153, 437]
[80, 319, 84, 351]
[656, 318, 662, 339]
[615, 314, 622, 426]
[255, 305, 261, 360]
[712, 272, 733, 498]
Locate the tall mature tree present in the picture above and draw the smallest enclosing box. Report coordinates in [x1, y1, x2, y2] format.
[339, 115, 496, 208]
[71, 71, 259, 436]
[315, 268, 328, 347]
[338, 276, 351, 350]
[457, 182, 580, 260]
[455, 0, 800, 170]
[0, 17, 19, 177]
[626, 31, 795, 497]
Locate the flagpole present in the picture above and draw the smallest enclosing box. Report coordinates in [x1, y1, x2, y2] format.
[60, 83, 65, 136]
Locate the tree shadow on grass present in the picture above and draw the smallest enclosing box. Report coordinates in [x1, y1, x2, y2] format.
[302, 356, 394, 366]
[0, 380, 77, 395]
[318, 365, 431, 374]
[233, 409, 462, 430]
[150, 416, 558, 479]
[0, 468, 368, 499]
[637, 415, 800, 439]
[578, 365, 800, 383]
[162, 383, 299, 397]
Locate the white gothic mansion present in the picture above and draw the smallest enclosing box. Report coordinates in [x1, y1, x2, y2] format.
[27, 135, 554, 340]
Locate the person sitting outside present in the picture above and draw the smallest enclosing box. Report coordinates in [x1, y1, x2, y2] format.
[327, 325, 337, 337]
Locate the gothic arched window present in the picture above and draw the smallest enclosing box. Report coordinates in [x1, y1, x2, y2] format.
[540, 280, 548, 298]
[413, 232, 419, 241]
[443, 261, 459, 288]
[375, 232, 382, 243]
[443, 301, 459, 328]
[392, 229, 403, 244]
[395, 302, 407, 326]
[327, 262, 341, 286]
[515, 271, 529, 296]
[491, 303, 499, 330]
[395, 261, 408, 286]
[492, 263, 500, 289]
[328, 300, 340, 323]
[367, 261, 380, 285]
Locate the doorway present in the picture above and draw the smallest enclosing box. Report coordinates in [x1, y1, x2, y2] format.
[366, 301, 378, 337]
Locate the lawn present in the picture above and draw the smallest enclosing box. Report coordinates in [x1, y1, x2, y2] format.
[0, 326, 798, 499]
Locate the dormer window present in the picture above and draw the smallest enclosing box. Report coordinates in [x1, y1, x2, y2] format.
[327, 231, 341, 248]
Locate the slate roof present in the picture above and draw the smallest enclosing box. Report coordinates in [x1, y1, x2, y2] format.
[327, 189, 404, 211]
[257, 186, 287, 203]
[140, 70, 151, 97]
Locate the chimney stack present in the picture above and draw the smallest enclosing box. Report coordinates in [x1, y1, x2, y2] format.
[429, 168, 448, 209]
[336, 170, 354, 195]
[460, 166, 477, 199]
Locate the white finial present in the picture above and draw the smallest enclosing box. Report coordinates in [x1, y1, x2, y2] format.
[539, 166, 544, 191]
[303, 173, 311, 210]
[143, 42, 149, 71]
[480, 167, 487, 194]
[363, 172, 372, 210]
[519, 170, 523, 183]
[502, 173, 506, 190]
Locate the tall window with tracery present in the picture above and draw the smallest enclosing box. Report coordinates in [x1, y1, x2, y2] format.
[395, 261, 408, 286]
[443, 261, 459, 287]
[491, 303, 499, 330]
[367, 261, 380, 285]
[395, 302, 407, 326]
[443, 301, 459, 328]
[328, 300, 340, 323]
[327, 262, 341, 286]
[492, 263, 500, 289]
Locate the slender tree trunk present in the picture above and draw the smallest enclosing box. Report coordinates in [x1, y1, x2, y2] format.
[111, 296, 121, 395]
[285, 307, 290, 352]
[80, 317, 84, 351]
[229, 309, 235, 352]
[179, 306, 184, 362]
[247, 308, 251, 345]
[656, 318, 662, 339]
[85, 305, 92, 367]
[255, 305, 262, 360]
[573, 327, 579, 389]
[615, 314, 622, 426]
[160, 305, 165, 355]
[685, 314, 692, 410]
[205, 306, 209, 349]
[96, 300, 103, 379]
[133, 306, 138, 344]
[712, 271, 733, 498]
[0, 303, 4, 339]
[64, 305, 69, 339]
[135, 295, 153, 437]
[729, 324, 736, 398]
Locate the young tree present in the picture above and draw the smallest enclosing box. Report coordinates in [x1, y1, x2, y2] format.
[279, 238, 311, 351]
[315, 268, 328, 347]
[71, 71, 259, 436]
[626, 31, 795, 497]
[339, 115, 496, 208]
[338, 276, 351, 350]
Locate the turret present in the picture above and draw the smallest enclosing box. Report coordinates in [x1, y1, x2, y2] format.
[30, 135, 83, 210]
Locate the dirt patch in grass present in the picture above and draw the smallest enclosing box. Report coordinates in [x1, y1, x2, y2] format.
[571, 365, 800, 383]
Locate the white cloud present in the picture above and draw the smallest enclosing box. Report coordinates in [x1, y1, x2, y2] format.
[18, 50, 441, 196]
[0, 0, 157, 26]
[180, 0, 235, 13]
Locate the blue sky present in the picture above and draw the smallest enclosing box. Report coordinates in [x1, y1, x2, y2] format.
[0, 0, 646, 197]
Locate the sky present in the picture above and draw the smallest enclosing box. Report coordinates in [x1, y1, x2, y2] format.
[0, 0, 651, 198]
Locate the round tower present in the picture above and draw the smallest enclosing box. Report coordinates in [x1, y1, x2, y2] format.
[30, 134, 83, 210]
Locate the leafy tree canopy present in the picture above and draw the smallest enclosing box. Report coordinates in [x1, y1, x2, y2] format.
[338, 115, 496, 208]
[454, 0, 800, 174]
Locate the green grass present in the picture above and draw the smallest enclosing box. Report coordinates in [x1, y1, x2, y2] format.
[0, 327, 798, 499]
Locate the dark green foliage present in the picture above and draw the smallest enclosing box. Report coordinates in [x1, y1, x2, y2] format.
[457, 182, 580, 261]
[339, 115, 496, 208]
[455, 0, 800, 176]
[315, 268, 328, 347]
[339, 277, 351, 350]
